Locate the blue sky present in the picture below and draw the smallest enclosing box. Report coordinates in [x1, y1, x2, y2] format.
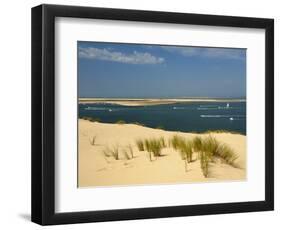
[78, 41, 246, 98]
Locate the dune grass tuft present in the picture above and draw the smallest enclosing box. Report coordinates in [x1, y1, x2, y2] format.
[179, 140, 193, 163]
[122, 145, 134, 160]
[127, 144, 134, 159]
[116, 120, 126, 124]
[156, 125, 165, 130]
[170, 135, 238, 177]
[202, 135, 238, 166]
[199, 151, 213, 177]
[136, 139, 145, 151]
[192, 136, 203, 152]
[201, 136, 218, 159]
[170, 135, 185, 150]
[102, 145, 119, 160]
[133, 122, 145, 126]
[178, 140, 193, 171]
[215, 143, 238, 166]
[159, 137, 166, 148]
[90, 135, 97, 145]
[82, 116, 101, 122]
[111, 144, 119, 160]
[203, 129, 242, 135]
[140, 138, 165, 161]
[144, 139, 153, 161]
[102, 146, 112, 158]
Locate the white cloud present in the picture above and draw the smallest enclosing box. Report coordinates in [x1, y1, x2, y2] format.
[79, 47, 165, 64]
[161, 46, 245, 60]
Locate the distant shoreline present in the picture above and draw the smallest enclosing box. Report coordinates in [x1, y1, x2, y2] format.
[79, 98, 246, 106]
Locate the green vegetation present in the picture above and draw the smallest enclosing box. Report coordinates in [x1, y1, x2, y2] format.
[116, 120, 126, 124]
[102, 145, 119, 160]
[179, 140, 193, 163]
[192, 136, 203, 152]
[128, 144, 134, 158]
[102, 146, 112, 158]
[215, 143, 238, 166]
[169, 135, 238, 177]
[90, 135, 97, 145]
[136, 139, 145, 151]
[122, 144, 134, 159]
[111, 145, 119, 160]
[179, 140, 193, 172]
[199, 151, 213, 177]
[103, 144, 134, 161]
[200, 136, 238, 166]
[81, 116, 101, 122]
[170, 135, 193, 171]
[133, 122, 145, 126]
[170, 135, 184, 150]
[102, 134, 237, 177]
[144, 138, 165, 161]
[159, 137, 166, 148]
[203, 129, 242, 135]
[156, 125, 165, 130]
[136, 137, 166, 161]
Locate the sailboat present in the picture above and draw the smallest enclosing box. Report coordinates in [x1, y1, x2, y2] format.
[226, 103, 230, 108]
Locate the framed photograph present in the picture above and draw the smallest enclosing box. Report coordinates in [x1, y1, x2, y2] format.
[31, 4, 274, 225]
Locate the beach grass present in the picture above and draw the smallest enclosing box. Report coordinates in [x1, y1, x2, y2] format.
[199, 151, 213, 177]
[136, 139, 145, 151]
[192, 136, 203, 152]
[202, 135, 238, 166]
[159, 137, 166, 148]
[90, 135, 97, 145]
[116, 120, 126, 124]
[102, 146, 112, 158]
[156, 125, 165, 130]
[81, 116, 101, 122]
[215, 143, 238, 166]
[179, 140, 193, 172]
[170, 135, 185, 150]
[203, 129, 242, 135]
[180, 140, 193, 163]
[102, 145, 120, 160]
[133, 122, 145, 126]
[169, 135, 238, 177]
[169, 136, 193, 171]
[127, 144, 134, 158]
[142, 138, 165, 161]
[111, 144, 119, 160]
[122, 145, 133, 160]
[79, 119, 245, 186]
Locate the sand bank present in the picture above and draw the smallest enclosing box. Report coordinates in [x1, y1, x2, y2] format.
[78, 119, 246, 187]
[79, 98, 246, 106]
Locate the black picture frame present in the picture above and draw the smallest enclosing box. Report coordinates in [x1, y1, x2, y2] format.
[31, 4, 274, 225]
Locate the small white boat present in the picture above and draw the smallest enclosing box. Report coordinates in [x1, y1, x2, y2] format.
[229, 117, 234, 121]
[108, 109, 112, 112]
[226, 103, 230, 108]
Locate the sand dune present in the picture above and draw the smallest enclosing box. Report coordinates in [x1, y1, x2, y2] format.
[78, 119, 246, 187]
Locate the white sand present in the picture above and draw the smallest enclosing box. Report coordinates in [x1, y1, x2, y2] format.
[78, 119, 246, 187]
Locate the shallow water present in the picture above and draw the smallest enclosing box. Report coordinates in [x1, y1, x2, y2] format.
[79, 102, 246, 135]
